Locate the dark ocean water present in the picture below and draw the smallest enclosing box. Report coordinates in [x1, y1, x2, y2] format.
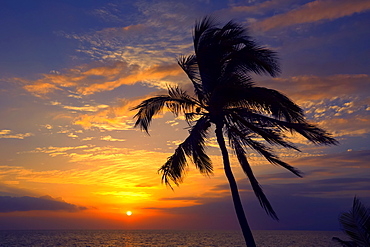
[0, 229, 347, 246]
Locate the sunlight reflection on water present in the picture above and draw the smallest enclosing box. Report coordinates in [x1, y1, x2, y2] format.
[0, 229, 347, 246]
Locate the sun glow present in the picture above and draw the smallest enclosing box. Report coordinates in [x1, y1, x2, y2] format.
[126, 211, 132, 216]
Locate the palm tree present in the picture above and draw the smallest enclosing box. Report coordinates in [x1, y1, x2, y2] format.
[132, 17, 337, 247]
[332, 197, 370, 247]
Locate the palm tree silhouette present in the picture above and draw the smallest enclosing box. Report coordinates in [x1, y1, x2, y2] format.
[132, 17, 337, 246]
[332, 197, 370, 247]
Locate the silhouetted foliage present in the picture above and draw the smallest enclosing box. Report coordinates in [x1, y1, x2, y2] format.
[333, 197, 370, 247]
[133, 16, 337, 247]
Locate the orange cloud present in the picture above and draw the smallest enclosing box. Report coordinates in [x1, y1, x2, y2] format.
[263, 74, 369, 101]
[257, 0, 370, 31]
[122, 24, 146, 32]
[77, 63, 181, 95]
[0, 129, 33, 139]
[100, 135, 126, 142]
[81, 61, 133, 79]
[19, 61, 182, 97]
[74, 111, 132, 130]
[95, 24, 147, 37]
[23, 82, 61, 97]
[318, 115, 370, 137]
[73, 89, 167, 130]
[73, 98, 139, 130]
[228, 0, 294, 14]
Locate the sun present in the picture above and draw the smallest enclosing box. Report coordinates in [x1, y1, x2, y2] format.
[126, 211, 132, 216]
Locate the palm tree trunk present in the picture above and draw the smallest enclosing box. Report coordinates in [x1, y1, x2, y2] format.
[215, 125, 257, 247]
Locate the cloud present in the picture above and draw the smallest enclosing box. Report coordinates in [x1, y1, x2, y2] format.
[73, 89, 167, 130]
[57, 0, 204, 69]
[159, 196, 201, 202]
[154, 150, 370, 230]
[154, 186, 351, 230]
[18, 61, 183, 97]
[94, 191, 150, 199]
[95, 24, 147, 38]
[256, 0, 370, 31]
[0, 129, 33, 139]
[258, 74, 370, 138]
[9, 145, 170, 187]
[218, 0, 295, 17]
[73, 100, 136, 130]
[0, 183, 37, 197]
[293, 149, 370, 169]
[77, 62, 182, 95]
[27, 145, 93, 157]
[63, 104, 109, 112]
[264, 74, 370, 101]
[100, 135, 126, 142]
[0, 195, 87, 213]
[22, 81, 61, 96]
[318, 115, 370, 137]
[89, 4, 124, 23]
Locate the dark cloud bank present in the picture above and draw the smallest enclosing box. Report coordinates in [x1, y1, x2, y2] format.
[0, 195, 86, 213]
[155, 150, 370, 231]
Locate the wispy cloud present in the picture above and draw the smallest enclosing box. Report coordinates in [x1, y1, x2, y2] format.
[318, 115, 370, 137]
[19, 145, 170, 180]
[63, 104, 109, 112]
[73, 89, 168, 130]
[256, 0, 370, 31]
[89, 3, 124, 23]
[267, 74, 370, 101]
[77, 62, 182, 95]
[54, 0, 208, 73]
[73, 99, 136, 130]
[218, 0, 295, 17]
[257, 74, 370, 137]
[17, 61, 182, 97]
[94, 191, 149, 198]
[100, 135, 126, 142]
[0, 130, 33, 139]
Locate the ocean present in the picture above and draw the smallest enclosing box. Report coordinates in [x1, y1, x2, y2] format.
[0, 230, 348, 246]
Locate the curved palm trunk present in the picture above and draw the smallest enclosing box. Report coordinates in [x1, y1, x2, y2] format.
[215, 125, 257, 247]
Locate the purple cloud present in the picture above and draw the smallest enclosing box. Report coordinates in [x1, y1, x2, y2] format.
[0, 195, 87, 213]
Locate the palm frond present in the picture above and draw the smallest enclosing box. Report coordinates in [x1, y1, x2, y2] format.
[209, 20, 280, 79]
[193, 16, 218, 53]
[229, 132, 278, 220]
[226, 123, 302, 177]
[159, 143, 187, 189]
[226, 112, 301, 151]
[193, 17, 281, 96]
[177, 55, 205, 101]
[158, 116, 213, 188]
[183, 116, 213, 174]
[132, 86, 199, 133]
[332, 237, 357, 247]
[218, 20, 246, 40]
[225, 72, 254, 87]
[167, 86, 200, 115]
[286, 121, 338, 145]
[214, 20, 248, 53]
[229, 109, 338, 146]
[132, 95, 170, 133]
[338, 197, 370, 246]
[226, 43, 280, 77]
[221, 86, 304, 123]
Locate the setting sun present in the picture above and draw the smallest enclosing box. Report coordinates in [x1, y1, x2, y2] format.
[126, 211, 132, 216]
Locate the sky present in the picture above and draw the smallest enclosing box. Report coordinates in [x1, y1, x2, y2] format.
[0, 0, 369, 231]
